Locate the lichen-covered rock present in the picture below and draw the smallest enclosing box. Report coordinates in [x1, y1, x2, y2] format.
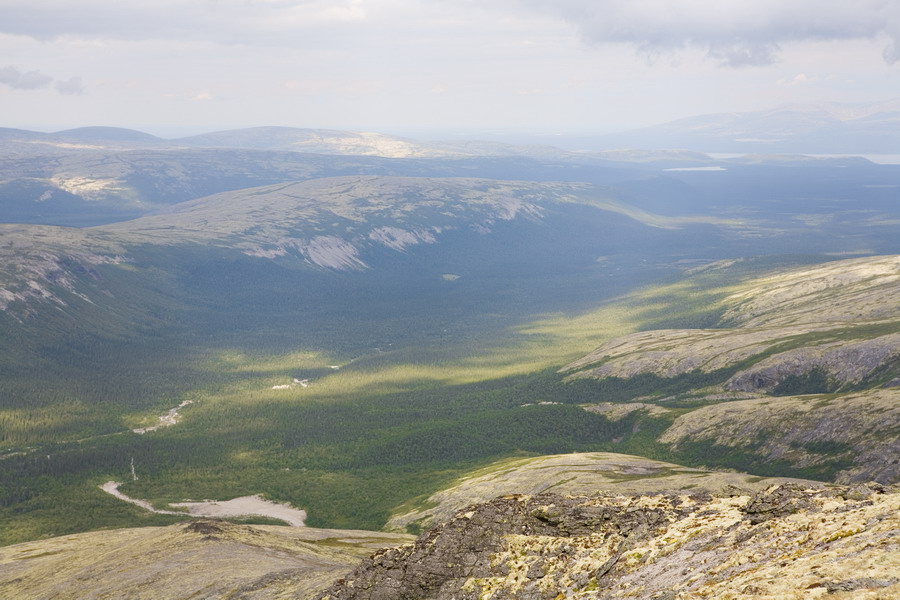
[319, 493, 672, 600]
[317, 485, 900, 600]
[386, 453, 821, 535]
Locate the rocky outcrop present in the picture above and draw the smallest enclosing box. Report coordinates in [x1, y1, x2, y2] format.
[562, 327, 900, 392]
[386, 453, 823, 535]
[318, 485, 900, 600]
[561, 326, 823, 380]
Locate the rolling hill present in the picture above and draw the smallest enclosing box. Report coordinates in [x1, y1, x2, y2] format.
[591, 98, 900, 153]
[0, 520, 412, 600]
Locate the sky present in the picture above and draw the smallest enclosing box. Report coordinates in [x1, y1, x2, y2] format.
[1, 0, 898, 139]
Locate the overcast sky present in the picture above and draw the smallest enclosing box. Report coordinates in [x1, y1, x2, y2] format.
[1, 0, 898, 138]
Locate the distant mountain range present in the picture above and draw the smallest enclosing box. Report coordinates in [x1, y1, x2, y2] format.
[0, 124, 587, 161]
[590, 99, 900, 154]
[3, 98, 898, 157]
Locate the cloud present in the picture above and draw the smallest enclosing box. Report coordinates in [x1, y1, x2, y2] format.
[55, 76, 85, 95]
[0, 65, 53, 90]
[7, 0, 895, 70]
[707, 43, 781, 69]
[778, 73, 817, 86]
[509, 0, 900, 68]
[0, 65, 85, 94]
[0, 0, 368, 44]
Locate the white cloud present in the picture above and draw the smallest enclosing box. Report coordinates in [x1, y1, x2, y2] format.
[54, 76, 85, 95]
[0, 0, 371, 44]
[0, 1, 896, 133]
[778, 73, 817, 86]
[0, 65, 53, 90]
[506, 0, 900, 68]
[0, 65, 85, 94]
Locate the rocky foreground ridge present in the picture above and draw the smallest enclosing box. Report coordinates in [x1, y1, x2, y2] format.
[319, 483, 899, 600]
[386, 453, 826, 535]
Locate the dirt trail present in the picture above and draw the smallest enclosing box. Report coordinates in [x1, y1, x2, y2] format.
[100, 481, 183, 515]
[100, 481, 307, 526]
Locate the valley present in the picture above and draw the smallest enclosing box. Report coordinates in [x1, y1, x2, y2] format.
[0, 125, 898, 598]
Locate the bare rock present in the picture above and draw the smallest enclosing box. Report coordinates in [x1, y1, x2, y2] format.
[317, 486, 900, 600]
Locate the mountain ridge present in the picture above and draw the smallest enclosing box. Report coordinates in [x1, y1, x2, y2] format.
[591, 98, 900, 153]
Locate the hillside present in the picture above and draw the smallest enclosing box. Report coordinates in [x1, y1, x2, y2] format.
[385, 452, 828, 534]
[175, 127, 578, 160]
[0, 520, 412, 600]
[659, 389, 900, 484]
[561, 255, 900, 483]
[0, 175, 702, 334]
[320, 484, 900, 600]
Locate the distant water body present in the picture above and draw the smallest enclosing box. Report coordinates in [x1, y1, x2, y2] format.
[711, 153, 900, 165]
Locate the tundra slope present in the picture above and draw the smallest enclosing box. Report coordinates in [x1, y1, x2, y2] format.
[562, 255, 900, 484]
[0, 520, 412, 600]
[563, 255, 900, 390]
[386, 452, 828, 535]
[658, 389, 900, 485]
[0, 177, 590, 307]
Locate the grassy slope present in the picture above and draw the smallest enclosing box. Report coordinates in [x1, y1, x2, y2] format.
[0, 520, 412, 600]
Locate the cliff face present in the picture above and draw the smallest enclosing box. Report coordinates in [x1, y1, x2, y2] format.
[318, 484, 899, 600]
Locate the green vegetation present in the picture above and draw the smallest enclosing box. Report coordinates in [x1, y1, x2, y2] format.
[3, 244, 896, 546]
[0, 238, 721, 545]
[667, 438, 856, 482]
[772, 367, 834, 396]
[2, 153, 898, 550]
[5, 243, 895, 546]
